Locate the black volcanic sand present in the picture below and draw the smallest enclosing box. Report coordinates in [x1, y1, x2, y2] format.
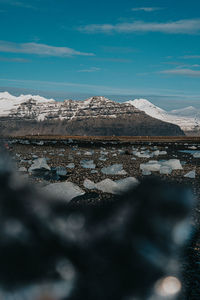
[4, 139, 200, 213]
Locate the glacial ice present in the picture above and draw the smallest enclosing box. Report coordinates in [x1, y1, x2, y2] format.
[43, 182, 85, 202]
[101, 164, 127, 175]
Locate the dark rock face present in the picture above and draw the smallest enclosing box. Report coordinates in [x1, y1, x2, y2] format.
[0, 96, 184, 136]
[0, 114, 184, 136]
[0, 153, 193, 299]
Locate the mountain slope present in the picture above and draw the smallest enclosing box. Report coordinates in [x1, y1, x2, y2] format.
[127, 99, 200, 132]
[0, 93, 184, 136]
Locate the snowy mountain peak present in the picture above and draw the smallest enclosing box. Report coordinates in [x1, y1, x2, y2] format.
[127, 98, 165, 112]
[170, 106, 198, 117]
[127, 98, 200, 132]
[84, 96, 113, 104]
[126, 98, 166, 120]
[0, 92, 16, 99]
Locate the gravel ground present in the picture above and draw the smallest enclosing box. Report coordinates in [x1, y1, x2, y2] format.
[6, 139, 200, 207]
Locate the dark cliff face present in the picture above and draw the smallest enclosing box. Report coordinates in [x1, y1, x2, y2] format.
[0, 112, 184, 136]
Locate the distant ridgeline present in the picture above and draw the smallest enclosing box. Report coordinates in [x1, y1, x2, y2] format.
[0, 92, 184, 136]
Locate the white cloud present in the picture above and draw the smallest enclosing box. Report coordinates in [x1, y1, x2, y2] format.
[78, 19, 200, 34]
[77, 67, 101, 73]
[0, 56, 29, 62]
[0, 0, 36, 9]
[181, 55, 200, 59]
[132, 7, 163, 12]
[0, 41, 94, 57]
[160, 68, 200, 77]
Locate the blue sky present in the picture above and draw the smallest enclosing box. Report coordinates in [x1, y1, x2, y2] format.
[0, 0, 200, 109]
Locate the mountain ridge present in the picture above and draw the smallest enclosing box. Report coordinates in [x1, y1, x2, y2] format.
[0, 92, 184, 136]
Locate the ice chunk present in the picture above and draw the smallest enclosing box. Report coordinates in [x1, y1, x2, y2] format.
[184, 170, 196, 179]
[99, 156, 107, 161]
[84, 151, 94, 156]
[96, 179, 118, 194]
[83, 177, 139, 194]
[140, 162, 161, 172]
[101, 164, 127, 175]
[83, 179, 96, 189]
[142, 170, 152, 176]
[133, 151, 151, 158]
[159, 166, 172, 175]
[159, 151, 167, 155]
[28, 158, 50, 173]
[114, 177, 139, 193]
[56, 166, 67, 176]
[152, 150, 160, 156]
[66, 163, 75, 169]
[189, 146, 197, 150]
[43, 182, 85, 202]
[162, 159, 183, 170]
[193, 152, 200, 158]
[80, 159, 96, 169]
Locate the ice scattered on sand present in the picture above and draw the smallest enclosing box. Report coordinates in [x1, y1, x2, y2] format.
[99, 156, 107, 161]
[159, 166, 172, 175]
[55, 166, 67, 176]
[142, 170, 152, 176]
[83, 179, 96, 190]
[133, 151, 151, 158]
[83, 177, 138, 194]
[184, 170, 196, 179]
[114, 177, 139, 193]
[84, 151, 94, 156]
[162, 159, 183, 170]
[43, 182, 85, 202]
[95, 179, 119, 194]
[28, 158, 50, 173]
[140, 159, 182, 174]
[193, 152, 200, 158]
[66, 163, 75, 169]
[80, 160, 96, 169]
[101, 164, 127, 175]
[91, 170, 98, 174]
[133, 149, 167, 159]
[140, 161, 161, 172]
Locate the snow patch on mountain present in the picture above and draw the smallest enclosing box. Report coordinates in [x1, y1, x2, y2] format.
[127, 98, 200, 131]
[170, 106, 200, 118]
[0, 92, 55, 117]
[0, 92, 136, 122]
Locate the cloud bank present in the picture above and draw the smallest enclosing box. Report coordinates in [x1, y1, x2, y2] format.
[160, 68, 200, 77]
[132, 7, 163, 12]
[0, 41, 94, 57]
[78, 19, 200, 35]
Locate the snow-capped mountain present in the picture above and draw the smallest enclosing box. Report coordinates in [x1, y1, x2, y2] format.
[170, 106, 200, 118]
[127, 99, 200, 132]
[0, 92, 183, 136]
[0, 92, 139, 121]
[0, 92, 55, 117]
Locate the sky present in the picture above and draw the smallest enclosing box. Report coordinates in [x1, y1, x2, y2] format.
[0, 0, 200, 109]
